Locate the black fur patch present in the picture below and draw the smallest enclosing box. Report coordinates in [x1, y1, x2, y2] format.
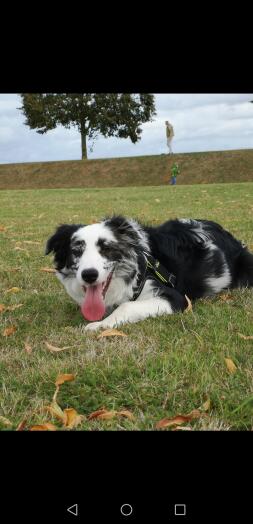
[45, 224, 84, 271]
[104, 215, 142, 251]
[96, 238, 123, 262]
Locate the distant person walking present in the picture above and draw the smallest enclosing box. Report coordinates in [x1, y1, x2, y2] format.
[170, 162, 180, 185]
[165, 120, 174, 154]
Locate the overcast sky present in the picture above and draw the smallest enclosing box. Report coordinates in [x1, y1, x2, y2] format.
[0, 94, 253, 164]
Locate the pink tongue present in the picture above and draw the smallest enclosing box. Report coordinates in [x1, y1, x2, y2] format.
[81, 283, 106, 321]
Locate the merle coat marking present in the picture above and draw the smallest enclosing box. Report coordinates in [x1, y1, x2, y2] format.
[45, 216, 253, 330]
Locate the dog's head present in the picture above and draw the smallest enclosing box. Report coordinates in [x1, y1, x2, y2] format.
[45, 216, 149, 322]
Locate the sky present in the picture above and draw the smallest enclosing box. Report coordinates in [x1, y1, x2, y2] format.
[0, 94, 253, 164]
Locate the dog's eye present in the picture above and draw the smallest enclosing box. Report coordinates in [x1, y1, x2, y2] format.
[101, 243, 110, 250]
[72, 241, 85, 256]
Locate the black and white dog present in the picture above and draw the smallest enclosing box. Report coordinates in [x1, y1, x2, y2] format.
[45, 216, 253, 331]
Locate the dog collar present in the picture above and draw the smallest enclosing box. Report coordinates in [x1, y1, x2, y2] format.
[132, 252, 176, 301]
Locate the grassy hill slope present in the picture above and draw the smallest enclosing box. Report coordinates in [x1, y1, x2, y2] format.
[0, 149, 252, 189]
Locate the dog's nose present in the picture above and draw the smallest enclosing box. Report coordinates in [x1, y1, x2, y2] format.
[81, 268, 99, 284]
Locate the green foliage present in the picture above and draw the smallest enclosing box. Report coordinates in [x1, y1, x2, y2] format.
[19, 94, 156, 158]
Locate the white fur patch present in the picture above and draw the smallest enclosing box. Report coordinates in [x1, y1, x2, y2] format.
[178, 218, 192, 224]
[85, 297, 173, 330]
[205, 265, 232, 293]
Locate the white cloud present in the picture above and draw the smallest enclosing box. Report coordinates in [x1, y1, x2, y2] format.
[0, 93, 253, 163]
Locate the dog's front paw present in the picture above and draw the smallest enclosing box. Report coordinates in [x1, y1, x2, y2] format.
[84, 321, 105, 332]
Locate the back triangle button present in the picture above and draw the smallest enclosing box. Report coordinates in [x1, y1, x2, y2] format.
[67, 504, 78, 516]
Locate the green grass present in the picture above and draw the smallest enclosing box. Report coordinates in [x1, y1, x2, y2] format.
[1, 183, 253, 431]
[0, 149, 253, 189]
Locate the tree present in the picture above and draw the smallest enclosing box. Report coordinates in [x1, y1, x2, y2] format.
[19, 94, 156, 160]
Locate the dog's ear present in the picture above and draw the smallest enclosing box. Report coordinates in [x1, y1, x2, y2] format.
[45, 224, 84, 269]
[104, 216, 139, 244]
[104, 215, 148, 250]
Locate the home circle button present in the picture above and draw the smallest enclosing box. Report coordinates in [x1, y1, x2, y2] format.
[120, 504, 133, 516]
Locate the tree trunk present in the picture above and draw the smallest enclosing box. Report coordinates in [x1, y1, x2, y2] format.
[81, 128, 87, 160]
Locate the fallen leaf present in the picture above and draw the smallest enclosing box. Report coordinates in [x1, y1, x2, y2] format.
[184, 295, 193, 312]
[3, 326, 17, 337]
[172, 426, 192, 431]
[5, 287, 21, 293]
[225, 358, 237, 374]
[187, 409, 207, 419]
[40, 267, 56, 273]
[202, 399, 211, 412]
[24, 342, 33, 354]
[156, 416, 192, 429]
[88, 409, 117, 420]
[6, 304, 24, 311]
[16, 419, 27, 431]
[44, 400, 65, 423]
[45, 342, 72, 352]
[63, 408, 85, 428]
[156, 409, 206, 429]
[23, 240, 41, 245]
[88, 409, 134, 421]
[30, 423, 57, 431]
[97, 328, 127, 339]
[0, 416, 13, 427]
[14, 246, 27, 252]
[52, 386, 60, 403]
[238, 333, 253, 340]
[55, 373, 75, 386]
[117, 410, 135, 421]
[0, 226, 6, 231]
[0, 304, 6, 313]
[219, 293, 233, 302]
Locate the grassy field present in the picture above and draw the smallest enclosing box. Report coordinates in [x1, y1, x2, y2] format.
[0, 149, 253, 189]
[1, 182, 253, 431]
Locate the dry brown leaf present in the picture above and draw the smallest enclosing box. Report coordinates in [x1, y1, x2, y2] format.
[63, 408, 85, 428]
[88, 408, 134, 421]
[0, 416, 13, 427]
[5, 287, 21, 293]
[202, 399, 211, 411]
[3, 326, 17, 337]
[24, 342, 33, 354]
[97, 328, 127, 339]
[16, 419, 27, 431]
[156, 409, 206, 429]
[55, 373, 75, 386]
[40, 267, 56, 273]
[184, 295, 193, 313]
[117, 410, 135, 421]
[52, 386, 60, 403]
[172, 426, 193, 431]
[23, 240, 41, 245]
[225, 358, 237, 374]
[14, 246, 27, 251]
[6, 304, 24, 311]
[238, 333, 253, 340]
[187, 409, 207, 419]
[219, 293, 233, 302]
[0, 304, 6, 313]
[0, 226, 6, 231]
[156, 416, 192, 429]
[44, 400, 65, 423]
[30, 423, 57, 431]
[88, 409, 117, 420]
[45, 342, 72, 352]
